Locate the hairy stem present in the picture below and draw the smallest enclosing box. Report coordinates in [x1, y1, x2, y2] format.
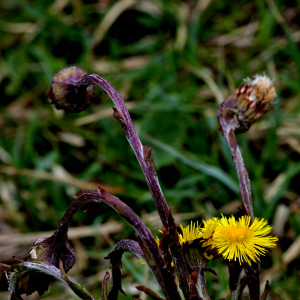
[52, 196, 92, 245]
[182, 243, 210, 300]
[77, 74, 169, 228]
[218, 116, 254, 220]
[74, 74, 190, 300]
[195, 273, 210, 300]
[76, 188, 182, 300]
[49, 68, 190, 299]
[218, 115, 259, 299]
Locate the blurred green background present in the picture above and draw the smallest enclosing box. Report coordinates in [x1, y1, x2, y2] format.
[0, 0, 300, 299]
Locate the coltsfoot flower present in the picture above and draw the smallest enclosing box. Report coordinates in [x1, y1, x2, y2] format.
[178, 221, 201, 245]
[205, 215, 278, 265]
[198, 218, 219, 240]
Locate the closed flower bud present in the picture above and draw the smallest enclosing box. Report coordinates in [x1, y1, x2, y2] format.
[47, 66, 94, 113]
[217, 74, 276, 133]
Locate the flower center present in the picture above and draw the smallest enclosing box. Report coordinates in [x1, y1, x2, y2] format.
[223, 226, 254, 242]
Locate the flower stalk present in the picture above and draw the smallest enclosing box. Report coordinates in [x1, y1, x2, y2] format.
[48, 66, 191, 300]
[182, 242, 210, 300]
[216, 75, 276, 300]
[48, 67, 170, 228]
[76, 187, 182, 300]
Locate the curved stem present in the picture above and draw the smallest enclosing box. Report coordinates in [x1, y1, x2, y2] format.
[52, 196, 91, 245]
[74, 74, 191, 300]
[76, 74, 170, 228]
[76, 188, 182, 300]
[48, 69, 190, 299]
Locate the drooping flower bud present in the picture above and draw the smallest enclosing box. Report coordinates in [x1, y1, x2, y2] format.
[7, 196, 95, 297]
[47, 66, 94, 113]
[217, 74, 276, 133]
[15, 234, 75, 297]
[25, 235, 75, 272]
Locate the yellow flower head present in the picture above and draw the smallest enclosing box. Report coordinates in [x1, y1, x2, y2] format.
[179, 221, 201, 245]
[205, 215, 278, 265]
[199, 218, 219, 239]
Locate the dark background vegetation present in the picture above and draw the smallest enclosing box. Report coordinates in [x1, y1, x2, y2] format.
[0, 0, 300, 299]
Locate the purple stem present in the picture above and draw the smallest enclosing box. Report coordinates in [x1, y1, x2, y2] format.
[217, 115, 259, 299]
[76, 188, 182, 300]
[74, 74, 191, 300]
[52, 195, 91, 244]
[218, 116, 254, 220]
[76, 74, 169, 228]
[101, 272, 110, 300]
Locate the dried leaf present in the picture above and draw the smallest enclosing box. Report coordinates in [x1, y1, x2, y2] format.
[136, 285, 165, 300]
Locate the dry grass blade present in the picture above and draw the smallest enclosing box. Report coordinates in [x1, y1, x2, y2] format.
[264, 173, 285, 202]
[209, 21, 258, 47]
[0, 166, 122, 194]
[183, 63, 224, 104]
[262, 236, 300, 283]
[0, 21, 38, 34]
[272, 204, 290, 238]
[92, 56, 149, 74]
[139, 265, 149, 300]
[174, 3, 188, 51]
[93, 0, 137, 46]
[136, 285, 165, 300]
[0, 220, 123, 245]
[282, 235, 300, 264]
[0, 221, 123, 261]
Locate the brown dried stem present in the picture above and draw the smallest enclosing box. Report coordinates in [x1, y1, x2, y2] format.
[217, 115, 260, 300]
[217, 101, 259, 299]
[104, 239, 147, 299]
[260, 280, 269, 300]
[2, 261, 96, 300]
[136, 285, 165, 300]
